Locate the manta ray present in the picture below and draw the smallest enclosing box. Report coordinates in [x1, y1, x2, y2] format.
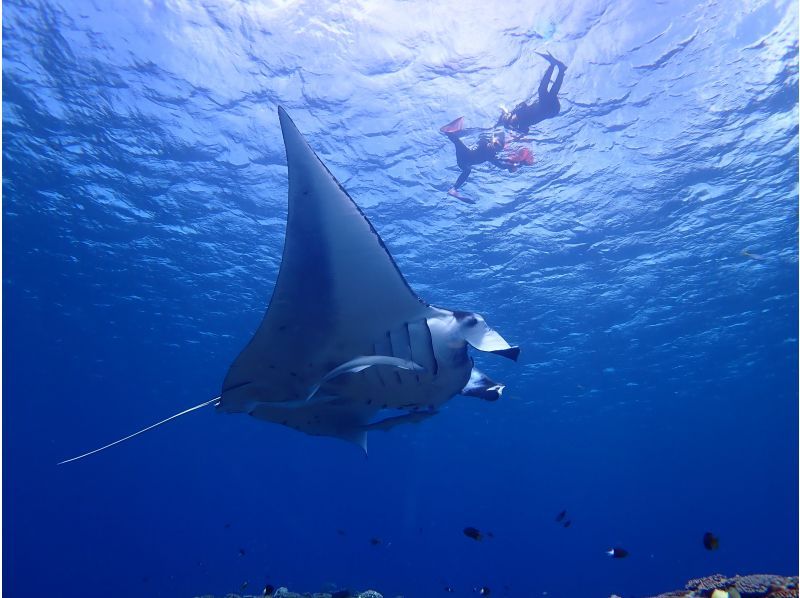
[60, 107, 518, 464]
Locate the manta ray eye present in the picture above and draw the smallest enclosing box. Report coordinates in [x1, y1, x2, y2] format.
[464, 316, 478, 327]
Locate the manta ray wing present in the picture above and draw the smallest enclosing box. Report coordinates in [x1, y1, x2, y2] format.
[220, 108, 435, 416]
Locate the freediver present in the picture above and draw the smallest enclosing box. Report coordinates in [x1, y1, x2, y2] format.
[439, 117, 530, 203]
[497, 51, 567, 135]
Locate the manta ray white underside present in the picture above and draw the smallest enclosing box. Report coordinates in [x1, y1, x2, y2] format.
[60, 107, 518, 463]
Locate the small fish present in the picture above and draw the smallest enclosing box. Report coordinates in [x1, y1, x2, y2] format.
[224, 522, 231, 529]
[463, 526, 483, 541]
[241, 581, 249, 590]
[555, 510, 567, 522]
[336, 528, 347, 536]
[741, 248, 765, 261]
[606, 547, 629, 558]
[263, 584, 275, 597]
[477, 587, 491, 596]
[563, 520, 572, 528]
[703, 531, 720, 550]
[238, 548, 246, 557]
[369, 537, 382, 546]
[444, 586, 455, 593]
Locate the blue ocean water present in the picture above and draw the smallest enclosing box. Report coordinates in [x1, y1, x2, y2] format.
[3, 1, 798, 597]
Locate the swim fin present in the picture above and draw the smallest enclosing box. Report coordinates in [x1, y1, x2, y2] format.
[448, 188, 475, 204]
[440, 116, 464, 134]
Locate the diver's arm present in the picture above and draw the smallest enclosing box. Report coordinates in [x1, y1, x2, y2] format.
[490, 157, 517, 172]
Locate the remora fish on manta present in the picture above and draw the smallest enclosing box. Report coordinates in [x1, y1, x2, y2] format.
[60, 107, 518, 463]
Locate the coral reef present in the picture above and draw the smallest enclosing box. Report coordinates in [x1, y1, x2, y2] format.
[195, 589, 388, 598]
[198, 575, 797, 598]
[643, 573, 798, 598]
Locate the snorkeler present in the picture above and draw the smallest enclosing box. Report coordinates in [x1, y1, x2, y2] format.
[497, 51, 567, 135]
[440, 117, 525, 203]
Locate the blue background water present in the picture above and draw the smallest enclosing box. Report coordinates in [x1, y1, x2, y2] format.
[3, 1, 798, 597]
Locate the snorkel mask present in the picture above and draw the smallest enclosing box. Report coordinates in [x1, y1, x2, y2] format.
[491, 130, 506, 151]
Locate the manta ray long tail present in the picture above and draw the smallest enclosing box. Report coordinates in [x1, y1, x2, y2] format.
[58, 396, 220, 465]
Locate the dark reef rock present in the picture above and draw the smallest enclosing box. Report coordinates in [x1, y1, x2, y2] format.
[195, 589, 388, 598]
[198, 575, 798, 598]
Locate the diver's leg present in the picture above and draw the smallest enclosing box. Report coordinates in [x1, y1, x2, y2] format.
[550, 66, 566, 96]
[450, 137, 473, 170]
[447, 167, 473, 203]
[448, 167, 475, 203]
[447, 167, 473, 202]
[454, 167, 471, 190]
[538, 64, 555, 99]
[446, 136, 476, 202]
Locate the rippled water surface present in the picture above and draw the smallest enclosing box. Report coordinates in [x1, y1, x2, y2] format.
[4, 1, 798, 597]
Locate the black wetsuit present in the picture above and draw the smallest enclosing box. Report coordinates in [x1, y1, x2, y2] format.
[499, 61, 565, 134]
[445, 133, 514, 190]
[505, 96, 560, 134]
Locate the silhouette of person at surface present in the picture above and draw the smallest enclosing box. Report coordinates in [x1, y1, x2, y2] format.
[497, 51, 567, 135]
[440, 117, 530, 203]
